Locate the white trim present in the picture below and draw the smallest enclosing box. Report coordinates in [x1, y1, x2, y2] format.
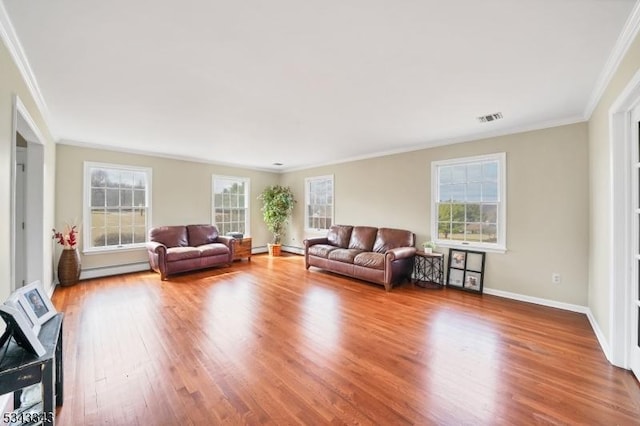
[0, 3, 55, 138]
[609, 67, 640, 368]
[483, 287, 589, 314]
[82, 161, 153, 253]
[284, 116, 584, 173]
[430, 152, 507, 252]
[586, 309, 613, 363]
[10, 96, 47, 293]
[211, 175, 251, 237]
[282, 245, 304, 255]
[59, 139, 279, 173]
[584, 1, 640, 119]
[483, 287, 611, 361]
[78, 262, 150, 281]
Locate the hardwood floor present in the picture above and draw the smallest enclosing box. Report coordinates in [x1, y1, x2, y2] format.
[51, 254, 640, 425]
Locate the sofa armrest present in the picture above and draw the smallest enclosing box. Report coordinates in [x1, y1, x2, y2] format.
[216, 235, 235, 248]
[385, 246, 416, 261]
[214, 236, 235, 262]
[146, 241, 167, 254]
[304, 237, 329, 248]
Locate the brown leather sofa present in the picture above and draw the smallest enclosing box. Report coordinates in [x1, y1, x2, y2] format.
[146, 224, 235, 280]
[304, 225, 416, 291]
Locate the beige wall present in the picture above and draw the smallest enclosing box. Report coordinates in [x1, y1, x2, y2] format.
[588, 31, 640, 343]
[0, 41, 56, 302]
[55, 144, 279, 272]
[281, 123, 590, 305]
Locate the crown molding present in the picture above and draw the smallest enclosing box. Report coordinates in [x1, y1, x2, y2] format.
[0, 3, 56, 138]
[57, 139, 281, 174]
[284, 115, 585, 173]
[583, 1, 640, 119]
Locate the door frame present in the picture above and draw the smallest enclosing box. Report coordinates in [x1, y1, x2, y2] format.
[10, 95, 46, 292]
[610, 68, 640, 369]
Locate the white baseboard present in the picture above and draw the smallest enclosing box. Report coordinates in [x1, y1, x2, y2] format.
[483, 287, 612, 362]
[483, 287, 589, 314]
[585, 309, 613, 363]
[282, 245, 304, 255]
[78, 262, 150, 280]
[251, 246, 303, 255]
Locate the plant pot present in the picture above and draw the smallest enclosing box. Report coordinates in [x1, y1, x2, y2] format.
[268, 243, 282, 256]
[58, 248, 81, 286]
[423, 247, 433, 254]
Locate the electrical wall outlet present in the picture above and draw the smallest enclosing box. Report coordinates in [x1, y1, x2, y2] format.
[552, 273, 561, 284]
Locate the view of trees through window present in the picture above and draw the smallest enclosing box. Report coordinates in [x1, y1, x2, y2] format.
[306, 176, 333, 231]
[436, 160, 499, 243]
[213, 177, 249, 235]
[87, 166, 149, 249]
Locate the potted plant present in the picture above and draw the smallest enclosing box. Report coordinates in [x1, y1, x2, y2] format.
[258, 185, 296, 256]
[423, 240, 437, 254]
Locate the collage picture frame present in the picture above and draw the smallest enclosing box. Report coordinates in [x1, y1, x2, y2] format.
[446, 249, 486, 294]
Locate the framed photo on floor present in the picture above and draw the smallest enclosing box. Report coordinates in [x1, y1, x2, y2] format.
[446, 249, 486, 294]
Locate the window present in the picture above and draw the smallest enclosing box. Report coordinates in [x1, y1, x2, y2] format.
[305, 175, 334, 232]
[83, 162, 152, 252]
[212, 176, 250, 236]
[432, 153, 506, 252]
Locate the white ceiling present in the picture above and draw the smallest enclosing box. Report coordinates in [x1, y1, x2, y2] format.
[2, 0, 638, 171]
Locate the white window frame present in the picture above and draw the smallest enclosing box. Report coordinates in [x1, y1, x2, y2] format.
[83, 162, 152, 254]
[431, 153, 507, 253]
[211, 175, 251, 236]
[305, 175, 334, 234]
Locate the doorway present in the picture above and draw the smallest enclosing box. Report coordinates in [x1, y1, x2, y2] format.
[611, 68, 640, 382]
[631, 104, 640, 381]
[10, 96, 46, 293]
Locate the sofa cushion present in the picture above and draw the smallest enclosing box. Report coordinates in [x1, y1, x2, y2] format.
[150, 226, 188, 248]
[308, 244, 338, 259]
[354, 252, 385, 270]
[348, 226, 378, 251]
[166, 246, 201, 262]
[328, 248, 364, 263]
[373, 228, 415, 253]
[198, 243, 230, 257]
[327, 225, 353, 248]
[187, 224, 219, 247]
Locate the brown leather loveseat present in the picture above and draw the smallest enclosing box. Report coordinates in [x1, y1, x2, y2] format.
[146, 224, 234, 280]
[304, 225, 416, 291]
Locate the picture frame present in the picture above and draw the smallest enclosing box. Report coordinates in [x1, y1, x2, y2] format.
[448, 268, 464, 287]
[450, 250, 466, 269]
[5, 281, 57, 331]
[446, 249, 486, 294]
[0, 304, 46, 357]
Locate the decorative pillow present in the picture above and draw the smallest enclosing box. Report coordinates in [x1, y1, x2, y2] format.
[187, 225, 219, 247]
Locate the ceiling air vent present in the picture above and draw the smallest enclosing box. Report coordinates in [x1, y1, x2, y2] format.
[477, 112, 503, 123]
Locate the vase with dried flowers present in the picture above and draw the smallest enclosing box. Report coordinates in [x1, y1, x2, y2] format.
[53, 223, 81, 286]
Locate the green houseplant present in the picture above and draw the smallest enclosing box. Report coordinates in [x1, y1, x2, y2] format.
[258, 185, 296, 256]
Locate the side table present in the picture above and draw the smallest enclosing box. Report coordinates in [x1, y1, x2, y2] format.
[413, 251, 444, 287]
[233, 237, 252, 261]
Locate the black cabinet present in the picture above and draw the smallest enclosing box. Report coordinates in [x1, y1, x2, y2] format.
[0, 313, 63, 424]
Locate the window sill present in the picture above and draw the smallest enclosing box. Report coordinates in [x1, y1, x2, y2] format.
[434, 241, 507, 254]
[83, 244, 147, 255]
